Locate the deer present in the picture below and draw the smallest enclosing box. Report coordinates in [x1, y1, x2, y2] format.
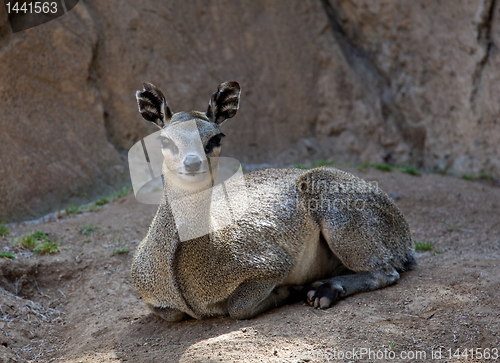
[130, 81, 415, 322]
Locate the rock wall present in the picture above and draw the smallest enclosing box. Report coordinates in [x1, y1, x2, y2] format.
[324, 0, 500, 175]
[0, 0, 499, 221]
[0, 2, 124, 222]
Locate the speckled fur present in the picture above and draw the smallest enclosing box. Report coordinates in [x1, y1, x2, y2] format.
[131, 82, 415, 321]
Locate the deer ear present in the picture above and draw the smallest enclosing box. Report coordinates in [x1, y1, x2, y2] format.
[136, 83, 173, 128]
[206, 81, 241, 125]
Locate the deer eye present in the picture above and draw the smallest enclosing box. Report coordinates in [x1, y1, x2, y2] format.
[158, 136, 178, 153]
[204, 133, 225, 154]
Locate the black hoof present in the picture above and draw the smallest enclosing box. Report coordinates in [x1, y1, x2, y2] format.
[305, 282, 344, 309]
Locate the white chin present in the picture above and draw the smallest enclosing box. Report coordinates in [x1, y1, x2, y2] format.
[173, 172, 212, 190]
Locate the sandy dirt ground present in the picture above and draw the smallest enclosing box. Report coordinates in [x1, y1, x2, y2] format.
[1, 166, 499, 363]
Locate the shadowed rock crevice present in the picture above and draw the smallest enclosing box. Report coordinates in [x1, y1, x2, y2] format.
[82, 3, 124, 152]
[320, 0, 426, 167]
[470, 0, 497, 107]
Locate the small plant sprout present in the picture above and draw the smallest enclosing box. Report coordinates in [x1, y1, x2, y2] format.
[95, 197, 109, 206]
[31, 230, 48, 240]
[462, 173, 494, 181]
[79, 224, 95, 236]
[389, 341, 396, 350]
[112, 248, 129, 256]
[478, 173, 494, 180]
[371, 163, 393, 172]
[441, 220, 463, 232]
[13, 231, 60, 255]
[58, 204, 82, 218]
[294, 164, 309, 170]
[87, 205, 101, 212]
[397, 165, 420, 176]
[414, 240, 434, 251]
[33, 241, 60, 255]
[0, 221, 9, 238]
[14, 231, 48, 250]
[0, 251, 15, 259]
[65, 204, 81, 216]
[442, 220, 453, 232]
[87, 185, 132, 212]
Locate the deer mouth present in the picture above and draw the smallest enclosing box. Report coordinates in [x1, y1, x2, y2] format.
[178, 171, 207, 177]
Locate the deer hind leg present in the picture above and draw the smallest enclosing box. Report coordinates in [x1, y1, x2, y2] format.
[305, 230, 399, 309]
[303, 207, 406, 309]
[304, 266, 400, 309]
[145, 303, 187, 322]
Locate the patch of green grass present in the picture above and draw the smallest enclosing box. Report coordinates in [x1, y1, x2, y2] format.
[478, 173, 494, 180]
[83, 238, 91, 243]
[462, 173, 494, 181]
[33, 241, 60, 255]
[66, 204, 81, 215]
[87, 205, 101, 212]
[90, 185, 133, 211]
[0, 251, 15, 259]
[79, 224, 95, 236]
[414, 240, 434, 251]
[371, 163, 393, 172]
[59, 204, 81, 217]
[30, 231, 49, 240]
[13, 231, 60, 255]
[66, 185, 133, 216]
[95, 197, 109, 206]
[414, 240, 443, 255]
[112, 248, 129, 256]
[0, 222, 9, 238]
[398, 165, 421, 176]
[14, 231, 50, 251]
[294, 164, 309, 170]
[13, 236, 34, 250]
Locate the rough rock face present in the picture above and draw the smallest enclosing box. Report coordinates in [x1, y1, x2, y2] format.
[0, 0, 499, 222]
[0, 3, 125, 222]
[325, 0, 500, 175]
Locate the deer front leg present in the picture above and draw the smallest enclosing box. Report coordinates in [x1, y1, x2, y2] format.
[227, 281, 301, 320]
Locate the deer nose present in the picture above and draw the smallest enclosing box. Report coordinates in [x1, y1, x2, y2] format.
[183, 154, 202, 172]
